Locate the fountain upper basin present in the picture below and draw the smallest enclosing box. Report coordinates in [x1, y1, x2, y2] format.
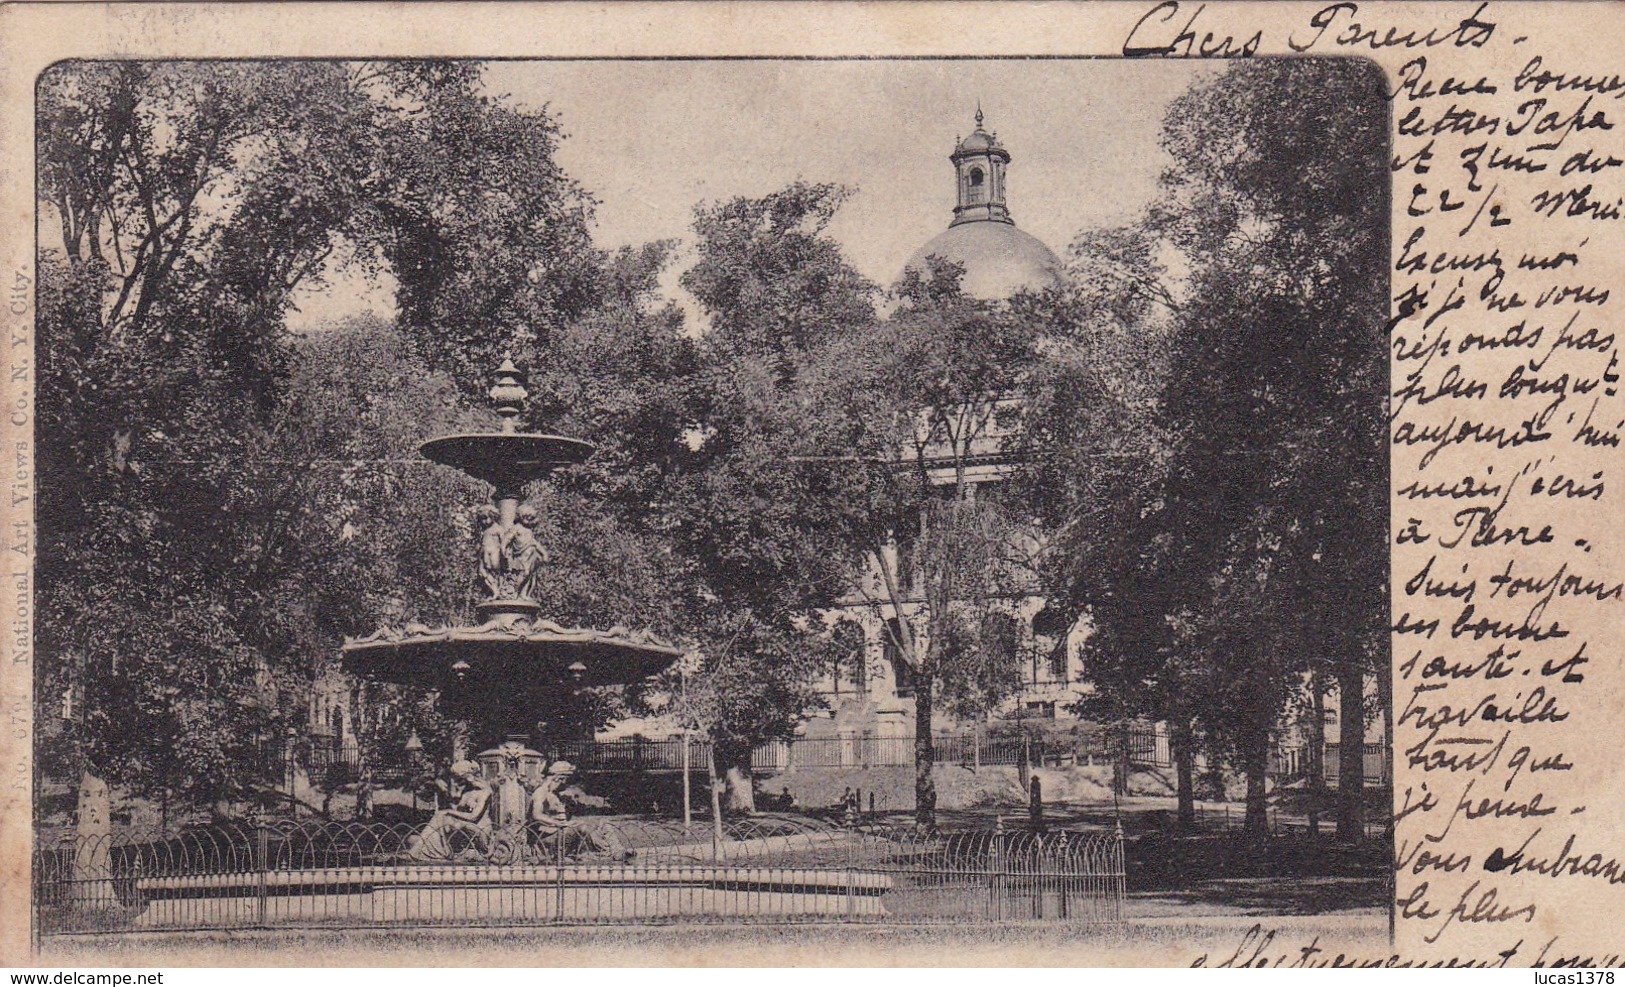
[420, 433, 595, 487]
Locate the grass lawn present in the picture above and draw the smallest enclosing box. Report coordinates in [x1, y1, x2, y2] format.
[37, 915, 1390, 967]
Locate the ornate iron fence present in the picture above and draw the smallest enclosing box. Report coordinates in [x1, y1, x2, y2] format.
[34, 817, 1124, 934]
[533, 732, 1144, 774]
[1269, 742, 1391, 787]
[278, 730, 1183, 789]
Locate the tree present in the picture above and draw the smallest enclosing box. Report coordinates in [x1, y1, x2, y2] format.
[1015, 61, 1387, 838]
[514, 183, 884, 814]
[1152, 59, 1389, 838]
[676, 193, 1040, 826]
[277, 316, 489, 752]
[1014, 222, 1195, 816]
[373, 63, 604, 401]
[809, 260, 1040, 828]
[683, 182, 877, 375]
[36, 61, 408, 815]
[33, 60, 614, 819]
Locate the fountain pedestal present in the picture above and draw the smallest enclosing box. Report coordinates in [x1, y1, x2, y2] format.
[476, 739, 547, 830]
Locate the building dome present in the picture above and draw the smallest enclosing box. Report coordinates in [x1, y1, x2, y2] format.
[902, 106, 1063, 300]
[954, 129, 998, 154]
[906, 222, 1062, 299]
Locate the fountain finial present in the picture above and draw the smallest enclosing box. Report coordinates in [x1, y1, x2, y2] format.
[489, 358, 529, 435]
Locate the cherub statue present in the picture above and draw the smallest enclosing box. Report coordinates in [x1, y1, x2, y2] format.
[476, 504, 507, 598]
[506, 504, 549, 601]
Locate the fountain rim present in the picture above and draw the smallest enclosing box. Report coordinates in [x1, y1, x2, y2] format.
[342, 617, 683, 657]
[420, 432, 595, 467]
[340, 617, 685, 690]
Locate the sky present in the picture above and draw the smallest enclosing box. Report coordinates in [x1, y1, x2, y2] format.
[288, 59, 1215, 331]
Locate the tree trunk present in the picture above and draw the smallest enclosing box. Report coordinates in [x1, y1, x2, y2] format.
[706, 744, 725, 852]
[1336, 660, 1365, 840]
[1171, 717, 1196, 830]
[1308, 668, 1327, 839]
[1243, 737, 1269, 838]
[913, 687, 936, 829]
[1114, 720, 1132, 797]
[723, 765, 756, 814]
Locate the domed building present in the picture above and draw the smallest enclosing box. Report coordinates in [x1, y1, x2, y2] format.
[903, 108, 1063, 299]
[755, 107, 1089, 789]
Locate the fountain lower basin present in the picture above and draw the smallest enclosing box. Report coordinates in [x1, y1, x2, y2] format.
[343, 616, 682, 690]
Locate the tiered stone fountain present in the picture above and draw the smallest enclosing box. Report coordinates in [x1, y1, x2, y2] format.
[128, 361, 895, 923]
[342, 360, 682, 859]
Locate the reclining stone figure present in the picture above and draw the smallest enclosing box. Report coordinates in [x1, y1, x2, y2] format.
[407, 760, 492, 862]
[529, 760, 634, 862]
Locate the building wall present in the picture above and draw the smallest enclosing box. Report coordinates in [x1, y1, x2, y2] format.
[808, 593, 1089, 737]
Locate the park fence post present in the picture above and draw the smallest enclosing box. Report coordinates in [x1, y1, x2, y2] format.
[555, 824, 566, 922]
[255, 824, 269, 927]
[844, 833, 855, 918]
[989, 814, 1006, 922]
[1113, 819, 1126, 924]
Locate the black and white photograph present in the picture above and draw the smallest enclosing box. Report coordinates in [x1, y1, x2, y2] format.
[27, 51, 1393, 959]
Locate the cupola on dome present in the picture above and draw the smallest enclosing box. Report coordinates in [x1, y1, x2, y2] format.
[903, 106, 1062, 300]
[954, 129, 999, 154]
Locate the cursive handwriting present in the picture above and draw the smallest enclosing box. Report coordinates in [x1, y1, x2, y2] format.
[1384, 8, 1624, 960]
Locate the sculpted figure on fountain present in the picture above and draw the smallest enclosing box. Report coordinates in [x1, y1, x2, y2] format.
[474, 502, 550, 603]
[407, 760, 493, 862]
[508, 504, 549, 601]
[477, 504, 507, 598]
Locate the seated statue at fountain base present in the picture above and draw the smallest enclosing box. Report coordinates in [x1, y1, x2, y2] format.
[530, 761, 635, 863]
[407, 761, 493, 863]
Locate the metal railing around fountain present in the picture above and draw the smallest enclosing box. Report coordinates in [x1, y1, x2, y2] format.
[530, 731, 1156, 774]
[33, 817, 1124, 934]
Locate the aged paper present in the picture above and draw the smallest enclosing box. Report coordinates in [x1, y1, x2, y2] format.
[2, 0, 1621, 968]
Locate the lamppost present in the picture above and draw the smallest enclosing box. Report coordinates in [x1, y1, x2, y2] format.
[568, 661, 588, 757]
[284, 725, 299, 810]
[404, 732, 424, 813]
